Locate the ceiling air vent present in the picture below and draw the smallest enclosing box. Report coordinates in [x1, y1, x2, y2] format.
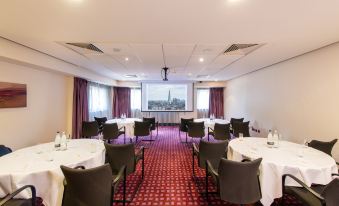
[224, 44, 260, 55]
[66, 43, 103, 53]
[196, 74, 210, 79]
[125, 74, 138, 78]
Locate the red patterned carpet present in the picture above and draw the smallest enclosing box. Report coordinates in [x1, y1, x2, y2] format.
[112, 126, 302, 206]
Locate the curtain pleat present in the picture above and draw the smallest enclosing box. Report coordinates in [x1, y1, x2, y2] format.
[209, 87, 224, 118]
[113, 87, 131, 118]
[72, 77, 89, 138]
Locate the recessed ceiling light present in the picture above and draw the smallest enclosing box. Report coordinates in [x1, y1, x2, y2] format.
[199, 58, 204, 62]
[214, 79, 218, 82]
[125, 57, 129, 61]
[187, 73, 192, 76]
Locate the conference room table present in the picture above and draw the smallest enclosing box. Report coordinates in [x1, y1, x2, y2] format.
[0, 139, 105, 206]
[228, 137, 338, 206]
[106, 118, 142, 137]
[194, 118, 229, 129]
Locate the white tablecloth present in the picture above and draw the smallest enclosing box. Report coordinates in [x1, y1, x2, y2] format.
[194, 118, 229, 129]
[228, 137, 337, 206]
[0, 139, 105, 206]
[106, 118, 142, 137]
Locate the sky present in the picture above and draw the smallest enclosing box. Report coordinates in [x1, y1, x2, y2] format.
[146, 84, 187, 101]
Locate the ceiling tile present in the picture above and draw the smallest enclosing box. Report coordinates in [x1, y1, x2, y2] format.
[163, 44, 195, 68]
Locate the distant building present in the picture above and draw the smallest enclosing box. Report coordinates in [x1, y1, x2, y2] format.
[168, 90, 171, 103]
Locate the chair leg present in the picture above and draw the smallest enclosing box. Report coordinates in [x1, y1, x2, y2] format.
[123, 169, 126, 206]
[192, 149, 195, 177]
[208, 134, 210, 141]
[124, 133, 126, 144]
[142, 153, 145, 179]
[205, 167, 209, 201]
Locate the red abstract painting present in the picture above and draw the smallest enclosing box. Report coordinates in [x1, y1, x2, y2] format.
[0, 82, 27, 108]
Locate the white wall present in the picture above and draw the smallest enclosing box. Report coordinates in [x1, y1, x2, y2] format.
[0, 60, 72, 150]
[225, 42, 339, 161]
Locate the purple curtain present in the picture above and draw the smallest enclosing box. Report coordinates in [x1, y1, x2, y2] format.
[209, 87, 224, 118]
[113, 87, 131, 118]
[72, 77, 89, 139]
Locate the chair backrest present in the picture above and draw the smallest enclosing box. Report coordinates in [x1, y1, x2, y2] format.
[198, 140, 228, 169]
[232, 121, 250, 137]
[187, 121, 205, 138]
[60, 164, 112, 206]
[104, 143, 135, 175]
[308, 139, 337, 156]
[230, 118, 244, 125]
[218, 158, 262, 204]
[81, 121, 99, 138]
[0, 145, 12, 157]
[180, 118, 193, 132]
[143, 117, 156, 130]
[134, 121, 151, 137]
[102, 123, 120, 141]
[213, 123, 231, 140]
[321, 178, 339, 206]
[94, 117, 107, 128]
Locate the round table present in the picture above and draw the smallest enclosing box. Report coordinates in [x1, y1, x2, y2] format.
[194, 118, 229, 129]
[0, 139, 105, 206]
[106, 118, 142, 137]
[228, 137, 337, 206]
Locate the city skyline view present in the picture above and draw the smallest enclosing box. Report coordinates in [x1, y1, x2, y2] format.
[146, 84, 187, 101]
[146, 84, 187, 110]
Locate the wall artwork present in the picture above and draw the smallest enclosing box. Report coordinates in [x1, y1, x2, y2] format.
[0, 82, 27, 108]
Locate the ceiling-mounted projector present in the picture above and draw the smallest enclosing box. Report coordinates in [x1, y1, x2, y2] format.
[161, 67, 169, 81]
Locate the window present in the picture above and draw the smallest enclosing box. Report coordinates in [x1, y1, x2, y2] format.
[197, 89, 209, 110]
[88, 82, 112, 120]
[130, 88, 141, 110]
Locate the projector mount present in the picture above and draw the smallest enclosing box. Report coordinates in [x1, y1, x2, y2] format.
[161, 67, 169, 81]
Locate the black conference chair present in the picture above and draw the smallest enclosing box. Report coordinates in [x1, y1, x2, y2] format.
[134, 121, 152, 143]
[0, 185, 36, 206]
[206, 158, 262, 205]
[230, 118, 244, 133]
[187, 121, 205, 143]
[94, 117, 107, 132]
[207, 123, 231, 141]
[232, 121, 250, 137]
[230, 118, 244, 125]
[61, 164, 126, 206]
[143, 117, 159, 138]
[104, 143, 145, 202]
[308, 139, 337, 157]
[0, 145, 12, 157]
[102, 123, 126, 144]
[179, 118, 193, 143]
[281, 174, 339, 206]
[81, 121, 99, 138]
[192, 140, 228, 177]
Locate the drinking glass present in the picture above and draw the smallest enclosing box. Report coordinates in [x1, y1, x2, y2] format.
[303, 138, 309, 148]
[35, 145, 43, 154]
[239, 133, 244, 141]
[66, 134, 71, 143]
[297, 147, 305, 158]
[44, 152, 54, 161]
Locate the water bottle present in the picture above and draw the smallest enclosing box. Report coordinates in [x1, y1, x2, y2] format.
[54, 132, 61, 150]
[273, 130, 279, 148]
[267, 130, 274, 148]
[60, 132, 67, 151]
